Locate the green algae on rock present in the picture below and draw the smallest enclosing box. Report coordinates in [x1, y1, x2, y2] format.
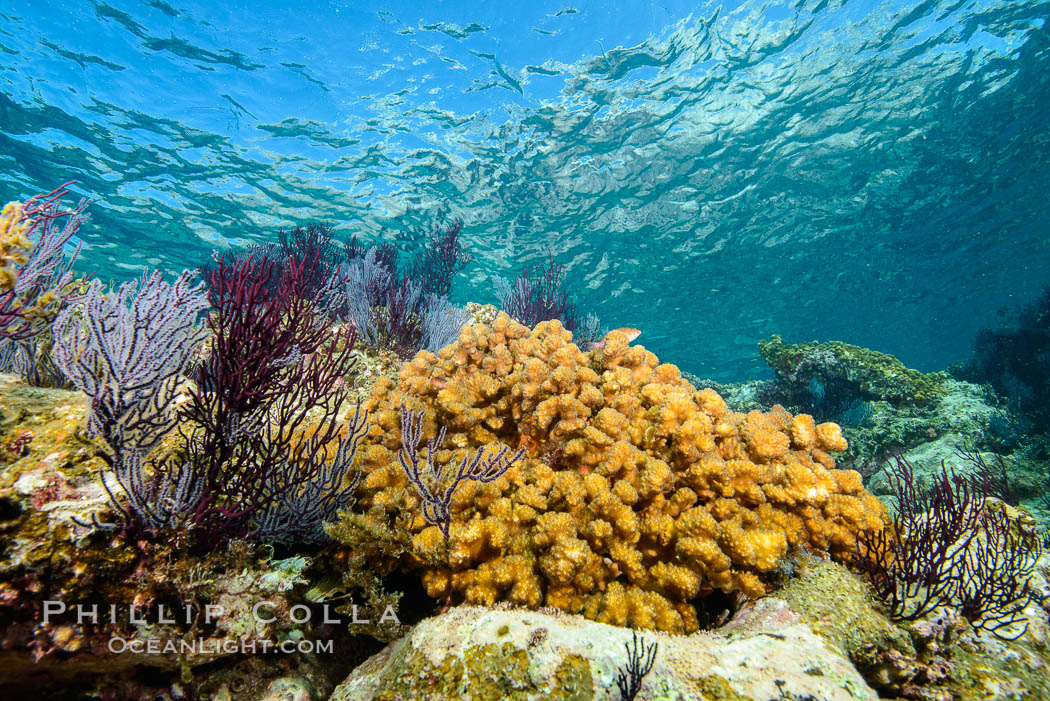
[758, 334, 948, 407]
[776, 555, 1050, 700]
[776, 556, 913, 663]
[329, 604, 878, 700]
[838, 378, 1013, 490]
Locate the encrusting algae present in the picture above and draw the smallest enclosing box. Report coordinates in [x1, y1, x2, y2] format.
[758, 334, 948, 407]
[333, 313, 887, 634]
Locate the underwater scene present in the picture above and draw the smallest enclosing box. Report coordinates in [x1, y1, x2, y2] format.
[1, 0, 1049, 698]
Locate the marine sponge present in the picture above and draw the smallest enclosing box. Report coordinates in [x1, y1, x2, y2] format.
[337, 315, 886, 633]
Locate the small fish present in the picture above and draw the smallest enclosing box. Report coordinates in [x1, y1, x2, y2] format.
[589, 327, 642, 350]
[619, 328, 642, 342]
[431, 378, 447, 389]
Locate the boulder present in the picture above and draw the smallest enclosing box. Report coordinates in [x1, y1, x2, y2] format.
[330, 602, 877, 700]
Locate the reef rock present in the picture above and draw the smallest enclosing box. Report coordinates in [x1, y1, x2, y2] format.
[776, 555, 1050, 700]
[758, 334, 947, 407]
[329, 603, 877, 701]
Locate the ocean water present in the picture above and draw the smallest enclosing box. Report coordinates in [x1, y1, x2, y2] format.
[1, 0, 1048, 381]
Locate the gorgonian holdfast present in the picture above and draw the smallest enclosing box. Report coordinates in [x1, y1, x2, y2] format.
[397, 404, 525, 547]
[853, 452, 1043, 639]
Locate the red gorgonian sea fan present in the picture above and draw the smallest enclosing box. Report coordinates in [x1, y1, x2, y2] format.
[58, 241, 367, 550]
[853, 452, 1043, 639]
[179, 249, 366, 550]
[0, 182, 87, 342]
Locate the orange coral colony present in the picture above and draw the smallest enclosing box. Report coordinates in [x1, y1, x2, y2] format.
[353, 313, 886, 633]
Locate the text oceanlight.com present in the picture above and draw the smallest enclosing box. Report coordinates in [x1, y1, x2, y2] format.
[107, 637, 333, 655]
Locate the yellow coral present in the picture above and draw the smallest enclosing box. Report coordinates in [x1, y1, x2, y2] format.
[344, 313, 887, 633]
[815, 421, 849, 452]
[0, 201, 32, 292]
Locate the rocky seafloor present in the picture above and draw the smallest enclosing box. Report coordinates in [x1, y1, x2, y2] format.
[1, 331, 1049, 701]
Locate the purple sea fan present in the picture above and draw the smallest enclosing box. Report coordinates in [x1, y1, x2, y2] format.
[398, 405, 525, 546]
[200, 222, 343, 307]
[52, 270, 210, 529]
[854, 452, 1043, 639]
[493, 252, 575, 328]
[337, 247, 402, 349]
[0, 183, 87, 342]
[249, 401, 370, 545]
[334, 246, 467, 358]
[53, 270, 209, 450]
[421, 293, 470, 354]
[853, 453, 985, 622]
[493, 249, 601, 345]
[409, 220, 471, 298]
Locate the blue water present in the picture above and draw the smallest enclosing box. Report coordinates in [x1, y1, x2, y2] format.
[1, 0, 1047, 380]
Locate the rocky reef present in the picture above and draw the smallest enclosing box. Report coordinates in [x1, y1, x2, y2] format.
[0, 375, 374, 698]
[1, 317, 1048, 699]
[331, 553, 1050, 701]
[720, 335, 1050, 530]
[330, 601, 878, 700]
[757, 335, 949, 407]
